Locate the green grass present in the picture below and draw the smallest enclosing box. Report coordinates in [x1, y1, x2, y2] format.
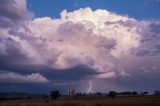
[0, 96, 160, 106]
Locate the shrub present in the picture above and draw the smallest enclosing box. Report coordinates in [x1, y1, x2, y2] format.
[50, 90, 60, 100]
[108, 91, 116, 98]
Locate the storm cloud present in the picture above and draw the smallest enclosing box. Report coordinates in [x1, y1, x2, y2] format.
[0, 0, 160, 93]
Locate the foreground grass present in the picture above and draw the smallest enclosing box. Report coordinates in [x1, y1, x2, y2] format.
[0, 96, 160, 106]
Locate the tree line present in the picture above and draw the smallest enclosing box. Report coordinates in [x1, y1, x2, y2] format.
[0, 90, 159, 100]
[50, 90, 160, 100]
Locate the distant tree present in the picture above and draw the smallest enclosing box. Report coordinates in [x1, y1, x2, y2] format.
[141, 91, 148, 96]
[143, 91, 148, 95]
[124, 91, 132, 95]
[82, 93, 86, 96]
[96, 92, 102, 96]
[50, 90, 60, 100]
[75, 92, 82, 96]
[132, 91, 138, 95]
[154, 90, 160, 96]
[108, 91, 116, 98]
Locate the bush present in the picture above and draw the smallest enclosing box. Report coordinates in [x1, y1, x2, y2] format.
[154, 90, 160, 95]
[50, 90, 60, 100]
[108, 91, 116, 98]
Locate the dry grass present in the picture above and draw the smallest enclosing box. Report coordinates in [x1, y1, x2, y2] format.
[0, 96, 160, 106]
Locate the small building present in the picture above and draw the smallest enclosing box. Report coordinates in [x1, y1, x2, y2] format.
[68, 88, 75, 97]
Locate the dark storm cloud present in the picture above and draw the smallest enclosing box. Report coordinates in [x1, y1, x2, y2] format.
[0, 0, 34, 72]
[0, 62, 98, 82]
[115, 72, 160, 91]
[0, 83, 52, 94]
[44, 65, 98, 81]
[0, 37, 31, 73]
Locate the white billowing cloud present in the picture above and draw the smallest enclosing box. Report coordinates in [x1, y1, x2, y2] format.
[7, 7, 142, 79]
[1, 6, 160, 81]
[25, 8, 141, 78]
[60, 8, 140, 57]
[0, 72, 49, 84]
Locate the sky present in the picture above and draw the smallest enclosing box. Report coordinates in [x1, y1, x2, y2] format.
[0, 0, 160, 94]
[27, 0, 160, 19]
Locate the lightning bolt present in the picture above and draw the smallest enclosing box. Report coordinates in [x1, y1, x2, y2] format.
[88, 80, 92, 93]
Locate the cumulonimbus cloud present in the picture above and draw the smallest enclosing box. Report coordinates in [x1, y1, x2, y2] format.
[0, 0, 160, 86]
[15, 8, 141, 76]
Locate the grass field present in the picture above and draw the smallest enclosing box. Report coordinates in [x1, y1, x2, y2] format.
[0, 96, 160, 106]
